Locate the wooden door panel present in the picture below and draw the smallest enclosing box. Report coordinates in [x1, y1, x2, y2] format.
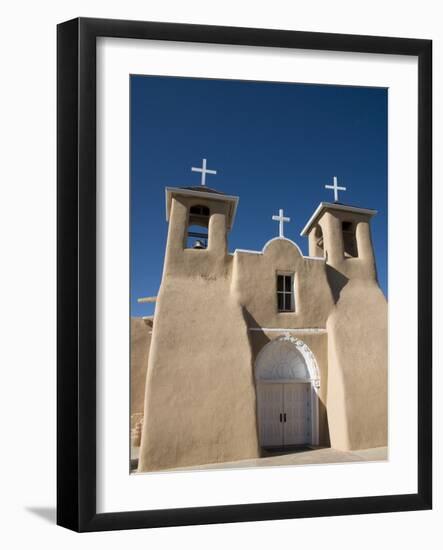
[257, 384, 284, 447]
[283, 383, 311, 445]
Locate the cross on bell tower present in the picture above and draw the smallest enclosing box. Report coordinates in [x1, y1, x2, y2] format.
[191, 158, 217, 187]
[325, 176, 347, 203]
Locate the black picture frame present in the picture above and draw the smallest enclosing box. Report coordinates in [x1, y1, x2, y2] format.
[57, 17, 432, 532]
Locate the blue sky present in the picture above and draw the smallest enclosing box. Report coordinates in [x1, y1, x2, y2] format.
[131, 75, 387, 317]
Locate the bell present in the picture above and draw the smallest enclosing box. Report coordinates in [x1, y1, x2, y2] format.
[193, 239, 206, 249]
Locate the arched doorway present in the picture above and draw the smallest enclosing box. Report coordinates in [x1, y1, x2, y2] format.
[255, 334, 320, 448]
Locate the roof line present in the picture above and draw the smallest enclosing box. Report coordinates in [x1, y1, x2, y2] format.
[165, 187, 240, 229]
[300, 202, 378, 236]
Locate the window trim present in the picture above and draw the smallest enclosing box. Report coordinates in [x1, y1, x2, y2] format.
[276, 271, 295, 313]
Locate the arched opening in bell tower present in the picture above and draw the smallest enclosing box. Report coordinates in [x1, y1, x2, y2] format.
[186, 204, 210, 249]
[309, 224, 325, 258]
[342, 221, 358, 258]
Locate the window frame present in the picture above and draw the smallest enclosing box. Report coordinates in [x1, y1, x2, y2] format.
[276, 271, 295, 313]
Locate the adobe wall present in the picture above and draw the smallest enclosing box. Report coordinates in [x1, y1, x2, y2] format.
[138, 196, 260, 471]
[138, 274, 260, 471]
[232, 237, 334, 328]
[326, 279, 388, 450]
[130, 318, 151, 428]
[316, 209, 388, 450]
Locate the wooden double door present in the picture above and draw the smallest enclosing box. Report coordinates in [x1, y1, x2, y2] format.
[257, 383, 312, 448]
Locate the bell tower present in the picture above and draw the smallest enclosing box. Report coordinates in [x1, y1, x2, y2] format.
[301, 201, 378, 280]
[163, 185, 239, 278]
[299, 180, 387, 452]
[139, 164, 258, 472]
[161, 158, 239, 278]
[301, 176, 378, 282]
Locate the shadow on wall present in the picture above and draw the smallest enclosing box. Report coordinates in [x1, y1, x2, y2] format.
[320, 400, 331, 448]
[241, 306, 272, 360]
[326, 265, 349, 304]
[242, 306, 270, 454]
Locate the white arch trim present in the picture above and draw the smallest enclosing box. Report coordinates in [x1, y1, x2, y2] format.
[234, 236, 303, 257]
[262, 236, 303, 256]
[255, 333, 321, 388]
[233, 238, 326, 261]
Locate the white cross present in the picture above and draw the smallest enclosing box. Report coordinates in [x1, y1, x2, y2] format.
[191, 158, 217, 186]
[272, 208, 291, 238]
[325, 176, 347, 202]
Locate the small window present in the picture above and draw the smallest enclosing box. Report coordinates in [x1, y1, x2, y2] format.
[276, 273, 295, 312]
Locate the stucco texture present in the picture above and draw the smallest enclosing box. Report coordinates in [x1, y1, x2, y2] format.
[130, 318, 151, 428]
[327, 280, 388, 450]
[138, 276, 259, 471]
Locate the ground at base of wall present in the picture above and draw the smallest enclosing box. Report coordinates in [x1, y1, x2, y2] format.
[131, 446, 387, 473]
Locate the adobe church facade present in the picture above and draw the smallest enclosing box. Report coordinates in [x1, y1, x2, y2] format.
[133, 166, 387, 472]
